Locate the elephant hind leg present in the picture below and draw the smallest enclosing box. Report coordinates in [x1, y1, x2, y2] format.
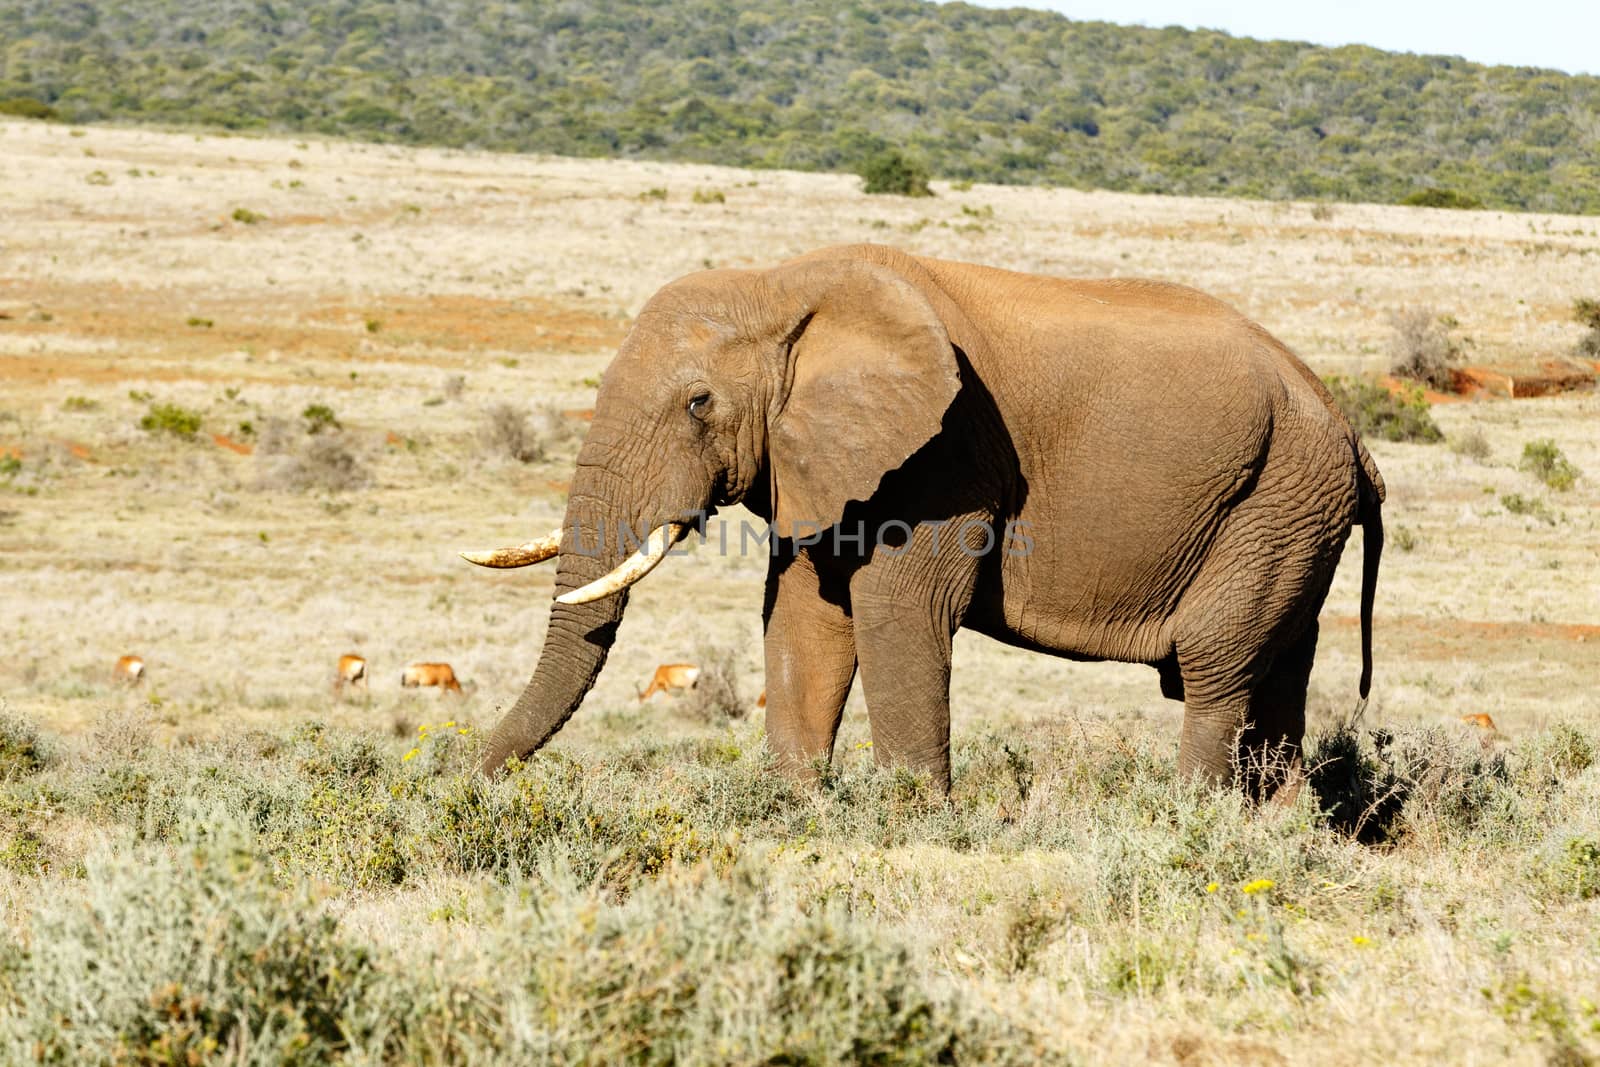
[1238, 621, 1317, 804]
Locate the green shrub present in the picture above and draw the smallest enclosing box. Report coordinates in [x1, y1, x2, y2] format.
[185, 315, 213, 328]
[231, 206, 265, 224]
[1401, 188, 1483, 210]
[692, 188, 725, 204]
[1501, 492, 1555, 524]
[1322, 376, 1443, 444]
[858, 150, 934, 197]
[0, 96, 57, 120]
[139, 402, 203, 438]
[301, 403, 340, 435]
[1519, 439, 1581, 490]
[61, 395, 99, 412]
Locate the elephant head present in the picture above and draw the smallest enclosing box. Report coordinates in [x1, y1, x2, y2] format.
[469, 252, 963, 775]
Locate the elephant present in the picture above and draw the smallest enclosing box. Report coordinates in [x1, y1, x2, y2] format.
[465, 243, 1384, 798]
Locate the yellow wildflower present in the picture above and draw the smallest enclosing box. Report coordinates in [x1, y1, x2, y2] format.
[1240, 879, 1276, 895]
[402, 747, 421, 762]
[1352, 936, 1372, 947]
[1205, 882, 1219, 894]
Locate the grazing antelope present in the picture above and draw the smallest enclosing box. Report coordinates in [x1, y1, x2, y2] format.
[113, 654, 145, 685]
[334, 654, 368, 694]
[638, 663, 699, 702]
[401, 662, 463, 694]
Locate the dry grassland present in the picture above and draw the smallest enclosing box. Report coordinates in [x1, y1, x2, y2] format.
[0, 118, 1597, 1064]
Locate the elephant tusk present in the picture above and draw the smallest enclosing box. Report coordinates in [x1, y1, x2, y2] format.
[555, 523, 685, 605]
[460, 528, 563, 568]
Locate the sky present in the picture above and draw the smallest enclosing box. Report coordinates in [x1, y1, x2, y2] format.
[958, 0, 1598, 76]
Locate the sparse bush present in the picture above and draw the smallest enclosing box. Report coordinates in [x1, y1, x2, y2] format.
[231, 206, 265, 224]
[692, 188, 725, 204]
[1449, 426, 1492, 462]
[479, 403, 547, 463]
[185, 315, 213, 328]
[1520, 438, 1581, 490]
[138, 402, 203, 438]
[61, 395, 98, 412]
[1390, 525, 1418, 552]
[858, 149, 934, 197]
[441, 374, 465, 400]
[1501, 492, 1556, 524]
[1309, 202, 1335, 221]
[1387, 307, 1462, 391]
[639, 186, 668, 201]
[1, 831, 382, 1063]
[1401, 188, 1483, 210]
[0, 712, 52, 780]
[1574, 298, 1600, 358]
[84, 169, 110, 186]
[257, 432, 369, 492]
[684, 643, 746, 723]
[301, 402, 340, 435]
[1322, 376, 1443, 443]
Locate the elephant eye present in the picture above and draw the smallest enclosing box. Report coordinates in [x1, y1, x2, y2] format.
[687, 391, 712, 419]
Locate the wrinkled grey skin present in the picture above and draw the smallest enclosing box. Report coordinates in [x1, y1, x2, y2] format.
[478, 244, 1384, 799]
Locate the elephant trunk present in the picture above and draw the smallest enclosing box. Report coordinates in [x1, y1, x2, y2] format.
[478, 468, 632, 777]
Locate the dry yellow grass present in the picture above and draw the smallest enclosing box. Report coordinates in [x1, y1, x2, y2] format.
[0, 118, 1597, 1064]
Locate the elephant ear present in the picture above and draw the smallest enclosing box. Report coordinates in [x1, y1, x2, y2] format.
[765, 258, 961, 534]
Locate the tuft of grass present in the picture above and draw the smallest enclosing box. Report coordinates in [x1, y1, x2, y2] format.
[231, 206, 265, 224]
[1323, 376, 1443, 444]
[639, 186, 668, 201]
[691, 188, 725, 204]
[185, 315, 213, 328]
[1519, 439, 1581, 491]
[138, 402, 203, 439]
[1387, 307, 1462, 391]
[61, 395, 99, 413]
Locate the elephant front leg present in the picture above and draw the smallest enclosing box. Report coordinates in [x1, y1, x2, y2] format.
[762, 550, 857, 785]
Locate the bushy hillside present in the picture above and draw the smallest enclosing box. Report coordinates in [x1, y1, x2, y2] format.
[2, 0, 1599, 210]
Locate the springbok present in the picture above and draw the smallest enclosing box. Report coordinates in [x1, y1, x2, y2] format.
[334, 654, 368, 693]
[402, 662, 463, 694]
[113, 654, 144, 685]
[638, 663, 699, 702]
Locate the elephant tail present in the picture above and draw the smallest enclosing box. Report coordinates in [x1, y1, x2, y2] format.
[1355, 439, 1384, 700]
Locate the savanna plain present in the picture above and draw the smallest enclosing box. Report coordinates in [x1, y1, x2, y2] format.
[1, 118, 1598, 1064]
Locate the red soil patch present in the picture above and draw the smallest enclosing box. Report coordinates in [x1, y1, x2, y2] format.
[1378, 376, 1463, 404]
[561, 408, 595, 421]
[1382, 359, 1595, 403]
[1327, 614, 1600, 661]
[546, 480, 571, 494]
[0, 284, 627, 387]
[212, 433, 253, 455]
